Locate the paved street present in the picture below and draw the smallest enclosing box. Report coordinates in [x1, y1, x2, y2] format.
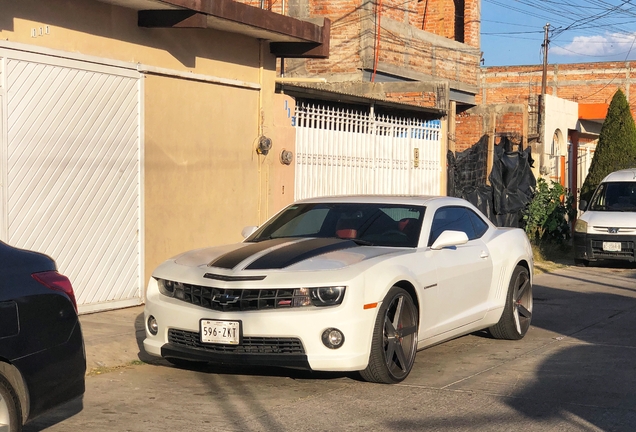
[26, 264, 636, 432]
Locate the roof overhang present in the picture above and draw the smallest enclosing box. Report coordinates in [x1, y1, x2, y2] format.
[277, 82, 446, 117]
[97, 0, 330, 58]
[578, 119, 602, 136]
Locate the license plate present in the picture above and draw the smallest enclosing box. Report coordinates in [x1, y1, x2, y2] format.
[603, 242, 622, 252]
[200, 320, 240, 345]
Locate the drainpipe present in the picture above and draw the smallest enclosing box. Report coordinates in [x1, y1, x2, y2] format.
[371, 0, 383, 82]
[257, 40, 265, 223]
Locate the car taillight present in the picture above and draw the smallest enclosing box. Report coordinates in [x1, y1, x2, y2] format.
[32, 271, 78, 313]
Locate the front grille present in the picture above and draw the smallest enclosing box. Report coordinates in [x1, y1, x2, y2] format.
[168, 329, 305, 354]
[172, 283, 301, 312]
[591, 240, 635, 259]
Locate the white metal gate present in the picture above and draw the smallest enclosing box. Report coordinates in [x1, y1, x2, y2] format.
[0, 48, 143, 313]
[566, 140, 597, 209]
[294, 102, 442, 200]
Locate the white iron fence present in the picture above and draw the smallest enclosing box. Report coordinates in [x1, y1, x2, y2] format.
[294, 102, 442, 200]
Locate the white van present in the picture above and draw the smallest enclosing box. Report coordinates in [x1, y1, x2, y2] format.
[574, 168, 636, 265]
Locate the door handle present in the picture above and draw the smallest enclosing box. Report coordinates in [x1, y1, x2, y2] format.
[480, 251, 489, 259]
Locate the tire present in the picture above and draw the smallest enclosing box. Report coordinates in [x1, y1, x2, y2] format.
[360, 287, 418, 384]
[166, 357, 209, 369]
[489, 265, 533, 340]
[0, 375, 22, 432]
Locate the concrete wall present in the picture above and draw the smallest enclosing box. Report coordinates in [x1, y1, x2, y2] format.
[544, 94, 579, 156]
[0, 0, 292, 283]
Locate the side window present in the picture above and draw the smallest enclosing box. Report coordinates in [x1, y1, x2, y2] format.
[467, 209, 489, 238]
[428, 206, 476, 246]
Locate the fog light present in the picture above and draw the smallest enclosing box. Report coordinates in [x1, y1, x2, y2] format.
[148, 315, 158, 335]
[321, 328, 344, 349]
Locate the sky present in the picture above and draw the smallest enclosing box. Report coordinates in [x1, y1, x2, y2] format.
[480, 0, 636, 66]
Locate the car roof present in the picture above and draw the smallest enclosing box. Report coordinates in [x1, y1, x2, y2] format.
[602, 168, 636, 182]
[293, 195, 465, 206]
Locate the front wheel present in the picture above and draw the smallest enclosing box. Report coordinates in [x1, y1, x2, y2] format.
[0, 375, 22, 432]
[360, 287, 418, 384]
[489, 265, 533, 340]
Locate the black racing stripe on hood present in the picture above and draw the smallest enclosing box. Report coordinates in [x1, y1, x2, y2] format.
[246, 238, 358, 270]
[209, 238, 296, 269]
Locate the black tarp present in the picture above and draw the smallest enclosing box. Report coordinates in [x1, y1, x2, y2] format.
[448, 136, 536, 228]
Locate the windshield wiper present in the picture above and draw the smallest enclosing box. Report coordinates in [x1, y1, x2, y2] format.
[348, 238, 375, 246]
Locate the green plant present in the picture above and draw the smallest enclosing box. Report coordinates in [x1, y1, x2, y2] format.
[580, 89, 636, 203]
[523, 178, 576, 244]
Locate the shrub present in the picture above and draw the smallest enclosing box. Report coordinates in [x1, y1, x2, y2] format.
[523, 178, 576, 244]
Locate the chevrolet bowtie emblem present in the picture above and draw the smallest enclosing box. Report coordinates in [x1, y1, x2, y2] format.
[212, 294, 240, 305]
[608, 227, 619, 234]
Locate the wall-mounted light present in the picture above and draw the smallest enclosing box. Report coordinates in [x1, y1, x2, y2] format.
[257, 136, 272, 155]
[280, 149, 293, 165]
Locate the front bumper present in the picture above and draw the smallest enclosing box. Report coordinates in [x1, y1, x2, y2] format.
[143, 279, 377, 372]
[573, 232, 636, 262]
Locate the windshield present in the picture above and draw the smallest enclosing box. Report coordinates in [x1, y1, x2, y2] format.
[247, 203, 426, 247]
[589, 182, 636, 212]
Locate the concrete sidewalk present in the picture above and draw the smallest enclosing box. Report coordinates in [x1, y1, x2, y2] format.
[79, 305, 152, 372]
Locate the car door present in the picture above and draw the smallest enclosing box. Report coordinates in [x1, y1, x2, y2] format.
[428, 206, 493, 336]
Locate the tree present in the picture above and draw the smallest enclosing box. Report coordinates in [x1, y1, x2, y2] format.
[579, 89, 636, 203]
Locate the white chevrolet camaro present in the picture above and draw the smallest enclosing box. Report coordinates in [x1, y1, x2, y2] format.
[144, 195, 533, 384]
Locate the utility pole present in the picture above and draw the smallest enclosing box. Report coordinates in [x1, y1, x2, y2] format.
[537, 23, 550, 174]
[541, 23, 550, 95]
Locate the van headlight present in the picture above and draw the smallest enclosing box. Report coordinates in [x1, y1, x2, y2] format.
[574, 219, 588, 233]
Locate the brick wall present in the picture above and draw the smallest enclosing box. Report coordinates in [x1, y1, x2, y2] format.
[385, 91, 438, 107]
[480, 62, 636, 118]
[455, 111, 483, 152]
[455, 107, 525, 153]
[237, 0, 480, 90]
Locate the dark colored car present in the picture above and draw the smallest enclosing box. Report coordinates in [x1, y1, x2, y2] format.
[0, 241, 85, 432]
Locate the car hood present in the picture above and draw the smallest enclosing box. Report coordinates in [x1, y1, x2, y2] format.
[171, 237, 404, 273]
[580, 210, 636, 230]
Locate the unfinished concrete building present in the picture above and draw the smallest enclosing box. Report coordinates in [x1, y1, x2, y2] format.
[235, 0, 482, 198]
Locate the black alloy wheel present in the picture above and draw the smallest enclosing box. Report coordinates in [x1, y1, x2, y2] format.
[361, 286, 418, 384]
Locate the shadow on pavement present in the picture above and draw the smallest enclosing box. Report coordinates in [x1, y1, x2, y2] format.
[23, 397, 84, 431]
[505, 267, 636, 431]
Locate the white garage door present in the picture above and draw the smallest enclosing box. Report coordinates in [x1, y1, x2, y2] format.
[0, 48, 143, 313]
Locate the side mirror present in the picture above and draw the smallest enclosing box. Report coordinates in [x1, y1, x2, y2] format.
[579, 200, 588, 212]
[430, 230, 469, 250]
[241, 226, 258, 239]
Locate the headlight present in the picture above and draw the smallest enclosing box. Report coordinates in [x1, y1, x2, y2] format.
[312, 287, 345, 305]
[157, 279, 175, 297]
[295, 286, 346, 307]
[574, 219, 588, 233]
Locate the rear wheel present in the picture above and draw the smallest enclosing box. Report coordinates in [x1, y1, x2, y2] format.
[0, 375, 21, 432]
[360, 287, 418, 384]
[489, 265, 533, 340]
